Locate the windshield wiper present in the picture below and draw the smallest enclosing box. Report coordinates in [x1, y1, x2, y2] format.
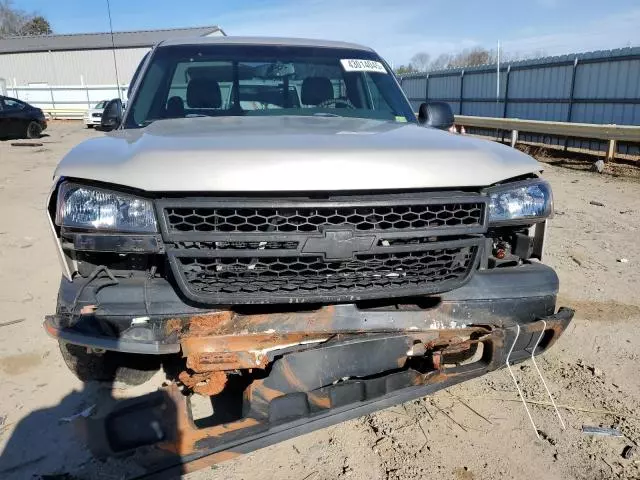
[312, 112, 341, 117]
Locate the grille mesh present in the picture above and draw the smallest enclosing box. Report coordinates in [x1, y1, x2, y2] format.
[166, 204, 484, 233]
[177, 247, 476, 296]
[173, 240, 299, 250]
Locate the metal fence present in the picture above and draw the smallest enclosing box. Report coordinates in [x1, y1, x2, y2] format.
[4, 84, 128, 119]
[400, 47, 640, 155]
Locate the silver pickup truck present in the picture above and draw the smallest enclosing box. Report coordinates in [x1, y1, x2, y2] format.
[44, 36, 573, 474]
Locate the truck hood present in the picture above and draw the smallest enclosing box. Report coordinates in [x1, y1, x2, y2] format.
[55, 116, 542, 192]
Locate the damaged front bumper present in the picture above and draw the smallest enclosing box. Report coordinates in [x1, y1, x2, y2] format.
[43, 263, 573, 476]
[45, 263, 562, 356]
[91, 308, 572, 479]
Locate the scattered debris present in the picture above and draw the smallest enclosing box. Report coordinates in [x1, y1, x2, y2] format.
[594, 159, 605, 173]
[619, 210, 633, 214]
[448, 393, 492, 425]
[59, 405, 96, 424]
[589, 200, 605, 207]
[0, 318, 25, 328]
[582, 364, 604, 377]
[617, 258, 629, 263]
[571, 256, 583, 267]
[602, 458, 616, 474]
[10, 142, 44, 147]
[622, 445, 636, 460]
[581, 426, 623, 437]
[460, 396, 639, 421]
[537, 429, 557, 445]
[431, 402, 468, 432]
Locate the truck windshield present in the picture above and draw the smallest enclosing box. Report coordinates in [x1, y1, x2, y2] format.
[124, 44, 416, 128]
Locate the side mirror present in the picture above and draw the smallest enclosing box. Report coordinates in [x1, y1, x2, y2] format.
[100, 98, 123, 131]
[418, 102, 454, 130]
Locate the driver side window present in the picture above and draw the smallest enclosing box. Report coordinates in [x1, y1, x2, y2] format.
[3, 98, 25, 111]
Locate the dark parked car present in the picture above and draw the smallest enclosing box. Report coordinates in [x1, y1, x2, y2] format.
[0, 95, 47, 139]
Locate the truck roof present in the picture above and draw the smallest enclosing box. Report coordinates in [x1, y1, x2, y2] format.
[158, 36, 374, 52]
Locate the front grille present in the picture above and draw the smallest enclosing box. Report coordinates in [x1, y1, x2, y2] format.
[92, 113, 102, 118]
[177, 246, 477, 297]
[158, 193, 488, 304]
[165, 203, 484, 233]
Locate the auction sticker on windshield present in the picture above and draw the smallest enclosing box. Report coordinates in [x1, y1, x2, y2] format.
[340, 59, 387, 73]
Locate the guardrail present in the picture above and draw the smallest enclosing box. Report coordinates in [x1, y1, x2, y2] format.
[454, 115, 640, 160]
[43, 108, 87, 120]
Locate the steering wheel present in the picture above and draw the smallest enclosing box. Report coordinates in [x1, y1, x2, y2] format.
[318, 98, 356, 109]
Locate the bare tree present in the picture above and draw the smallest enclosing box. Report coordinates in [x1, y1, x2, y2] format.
[410, 52, 431, 72]
[21, 15, 52, 35]
[0, 0, 25, 36]
[0, 0, 52, 37]
[448, 47, 492, 68]
[430, 53, 453, 70]
[426, 46, 550, 72]
[395, 64, 418, 75]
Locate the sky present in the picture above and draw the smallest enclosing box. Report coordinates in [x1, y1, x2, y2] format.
[12, 0, 640, 65]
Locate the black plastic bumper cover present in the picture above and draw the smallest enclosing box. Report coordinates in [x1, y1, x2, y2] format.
[46, 263, 561, 355]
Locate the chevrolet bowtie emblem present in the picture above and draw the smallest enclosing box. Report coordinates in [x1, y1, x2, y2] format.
[302, 229, 375, 260]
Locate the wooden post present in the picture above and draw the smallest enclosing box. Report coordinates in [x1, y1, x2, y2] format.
[606, 139, 617, 161]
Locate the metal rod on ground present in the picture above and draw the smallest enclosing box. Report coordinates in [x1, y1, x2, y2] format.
[506, 324, 540, 439]
[531, 320, 566, 429]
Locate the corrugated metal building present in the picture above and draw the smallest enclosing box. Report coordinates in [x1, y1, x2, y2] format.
[0, 25, 225, 87]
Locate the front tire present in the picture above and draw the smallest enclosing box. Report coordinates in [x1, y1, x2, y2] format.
[59, 341, 160, 387]
[25, 121, 42, 139]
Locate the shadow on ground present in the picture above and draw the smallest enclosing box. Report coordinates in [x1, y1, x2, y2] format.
[0, 379, 182, 479]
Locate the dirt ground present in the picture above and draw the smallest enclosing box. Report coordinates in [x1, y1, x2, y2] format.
[0, 122, 639, 480]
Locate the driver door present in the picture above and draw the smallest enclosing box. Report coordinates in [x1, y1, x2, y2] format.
[0, 97, 27, 137]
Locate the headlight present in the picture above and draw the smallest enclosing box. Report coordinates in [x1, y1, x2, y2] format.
[55, 182, 157, 232]
[488, 180, 552, 223]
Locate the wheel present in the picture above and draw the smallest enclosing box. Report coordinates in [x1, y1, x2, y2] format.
[58, 341, 160, 386]
[25, 121, 42, 139]
[86, 124, 94, 129]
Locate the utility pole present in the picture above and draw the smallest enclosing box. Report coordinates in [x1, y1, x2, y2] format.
[496, 40, 501, 116]
[106, 0, 122, 99]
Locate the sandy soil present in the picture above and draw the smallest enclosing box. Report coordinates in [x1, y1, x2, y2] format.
[0, 123, 638, 480]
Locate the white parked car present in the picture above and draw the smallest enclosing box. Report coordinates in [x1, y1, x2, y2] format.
[83, 100, 108, 127]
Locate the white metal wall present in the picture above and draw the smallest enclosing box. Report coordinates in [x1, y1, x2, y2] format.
[0, 47, 149, 86]
[6, 85, 128, 118]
